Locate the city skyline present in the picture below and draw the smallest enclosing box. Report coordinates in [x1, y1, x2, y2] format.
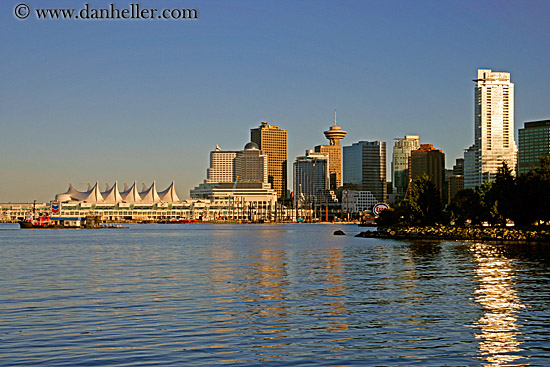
[2, 1, 550, 202]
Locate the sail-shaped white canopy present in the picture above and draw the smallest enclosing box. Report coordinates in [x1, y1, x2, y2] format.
[158, 181, 180, 202]
[102, 181, 123, 202]
[56, 183, 85, 201]
[120, 181, 142, 203]
[140, 181, 161, 203]
[81, 181, 104, 202]
[56, 181, 181, 203]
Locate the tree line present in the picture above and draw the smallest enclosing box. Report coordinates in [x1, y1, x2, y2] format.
[378, 157, 550, 227]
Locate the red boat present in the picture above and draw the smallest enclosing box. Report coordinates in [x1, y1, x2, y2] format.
[19, 215, 51, 229]
[161, 218, 197, 224]
[19, 200, 52, 229]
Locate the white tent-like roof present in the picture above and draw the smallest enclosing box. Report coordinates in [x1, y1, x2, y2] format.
[120, 181, 142, 203]
[55, 181, 181, 204]
[102, 181, 123, 203]
[81, 182, 104, 203]
[56, 182, 102, 202]
[158, 181, 180, 202]
[57, 183, 86, 201]
[140, 181, 161, 203]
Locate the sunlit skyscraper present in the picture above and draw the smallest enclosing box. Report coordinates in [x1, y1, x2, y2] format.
[392, 135, 419, 194]
[465, 69, 517, 188]
[251, 122, 288, 199]
[206, 145, 238, 183]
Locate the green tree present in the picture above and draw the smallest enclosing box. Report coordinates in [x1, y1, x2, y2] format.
[449, 188, 483, 225]
[511, 174, 534, 226]
[486, 162, 515, 225]
[375, 207, 401, 227]
[512, 156, 550, 225]
[478, 181, 503, 225]
[401, 174, 443, 226]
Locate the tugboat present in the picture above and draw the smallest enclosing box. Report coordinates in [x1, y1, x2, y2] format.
[160, 218, 197, 224]
[19, 200, 51, 229]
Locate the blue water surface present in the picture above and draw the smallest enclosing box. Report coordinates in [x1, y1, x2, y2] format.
[1, 223, 549, 366]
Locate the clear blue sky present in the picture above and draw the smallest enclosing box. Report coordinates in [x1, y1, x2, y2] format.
[1, 0, 550, 202]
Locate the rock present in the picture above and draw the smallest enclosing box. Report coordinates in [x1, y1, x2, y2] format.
[334, 230, 346, 236]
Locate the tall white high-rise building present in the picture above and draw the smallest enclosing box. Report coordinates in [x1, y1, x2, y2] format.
[206, 145, 238, 183]
[464, 69, 517, 188]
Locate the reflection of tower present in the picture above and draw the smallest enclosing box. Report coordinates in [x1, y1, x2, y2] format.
[314, 110, 347, 189]
[471, 244, 525, 365]
[322, 248, 348, 334]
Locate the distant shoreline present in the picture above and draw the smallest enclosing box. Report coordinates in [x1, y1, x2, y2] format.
[355, 225, 550, 242]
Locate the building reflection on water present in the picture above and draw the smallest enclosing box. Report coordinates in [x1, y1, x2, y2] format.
[470, 243, 525, 365]
[320, 248, 348, 335]
[205, 231, 349, 361]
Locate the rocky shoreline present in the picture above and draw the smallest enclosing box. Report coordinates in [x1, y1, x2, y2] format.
[355, 225, 550, 242]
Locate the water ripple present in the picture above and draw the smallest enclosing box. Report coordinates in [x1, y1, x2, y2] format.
[1, 224, 549, 365]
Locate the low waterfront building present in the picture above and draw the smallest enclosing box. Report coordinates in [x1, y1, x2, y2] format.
[40, 180, 198, 221]
[0, 199, 204, 222]
[1, 202, 50, 222]
[190, 182, 277, 221]
[1, 177, 287, 223]
[341, 190, 378, 215]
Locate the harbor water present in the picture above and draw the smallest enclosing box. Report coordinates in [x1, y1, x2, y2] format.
[1, 223, 549, 366]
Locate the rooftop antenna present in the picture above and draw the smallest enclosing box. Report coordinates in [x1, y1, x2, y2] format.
[334, 109, 337, 126]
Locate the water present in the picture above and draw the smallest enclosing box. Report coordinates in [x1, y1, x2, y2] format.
[1, 223, 549, 366]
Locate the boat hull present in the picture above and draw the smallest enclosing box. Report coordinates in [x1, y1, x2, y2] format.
[19, 221, 51, 229]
